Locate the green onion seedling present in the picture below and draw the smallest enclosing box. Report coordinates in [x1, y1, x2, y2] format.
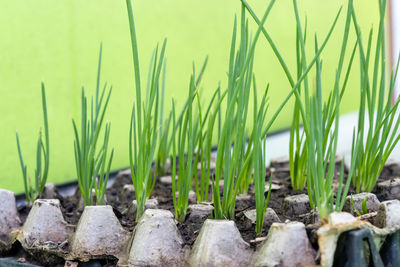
[126, 0, 167, 221]
[362, 196, 368, 215]
[350, 194, 368, 216]
[213, 1, 276, 220]
[291, 0, 362, 221]
[157, 55, 210, 193]
[170, 59, 218, 221]
[72, 45, 114, 206]
[193, 86, 223, 203]
[171, 73, 196, 223]
[287, 0, 357, 192]
[168, 58, 212, 204]
[155, 63, 173, 177]
[236, 0, 344, 198]
[243, 0, 361, 221]
[288, 19, 309, 191]
[252, 79, 272, 236]
[16, 82, 50, 206]
[349, 0, 400, 193]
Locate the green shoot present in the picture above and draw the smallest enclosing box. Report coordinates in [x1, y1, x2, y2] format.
[171, 72, 196, 223]
[295, 0, 362, 220]
[350, 194, 360, 216]
[157, 57, 209, 179]
[236, 0, 343, 196]
[168, 57, 212, 203]
[350, 195, 368, 216]
[288, 0, 358, 192]
[241, 0, 342, 137]
[213, 1, 275, 220]
[362, 196, 368, 215]
[126, 0, 167, 221]
[193, 86, 222, 202]
[72, 45, 114, 206]
[289, 17, 309, 191]
[170, 60, 217, 221]
[349, 0, 400, 193]
[243, 0, 360, 221]
[16, 82, 49, 206]
[252, 79, 271, 236]
[156, 63, 172, 176]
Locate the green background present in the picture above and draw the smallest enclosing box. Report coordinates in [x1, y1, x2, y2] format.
[0, 0, 379, 193]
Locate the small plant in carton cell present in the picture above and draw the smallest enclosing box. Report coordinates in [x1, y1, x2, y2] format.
[168, 57, 214, 205]
[351, 195, 369, 216]
[155, 62, 171, 177]
[243, 0, 360, 221]
[16, 82, 49, 206]
[252, 80, 273, 236]
[72, 45, 114, 206]
[212, 5, 257, 220]
[126, 0, 167, 221]
[349, 0, 400, 193]
[236, 0, 336, 197]
[193, 83, 223, 203]
[170, 60, 214, 222]
[288, 0, 359, 221]
[170, 78, 196, 223]
[212, 0, 298, 220]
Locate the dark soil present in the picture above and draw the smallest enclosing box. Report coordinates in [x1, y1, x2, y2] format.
[10, 158, 400, 267]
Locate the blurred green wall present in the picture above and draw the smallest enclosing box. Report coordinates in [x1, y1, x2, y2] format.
[0, 0, 379, 193]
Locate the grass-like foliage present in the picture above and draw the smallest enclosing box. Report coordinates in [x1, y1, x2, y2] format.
[290, 0, 360, 220]
[288, 26, 308, 190]
[170, 60, 214, 222]
[193, 85, 222, 203]
[243, 0, 360, 221]
[169, 58, 212, 204]
[289, 0, 356, 195]
[171, 73, 196, 223]
[351, 194, 368, 216]
[349, 0, 400, 193]
[240, 0, 342, 196]
[155, 65, 172, 177]
[126, 0, 167, 221]
[252, 81, 272, 236]
[16, 83, 49, 206]
[216, 0, 337, 223]
[72, 45, 114, 206]
[212, 2, 275, 220]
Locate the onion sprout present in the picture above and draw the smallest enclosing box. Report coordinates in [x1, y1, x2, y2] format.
[170, 60, 216, 221]
[155, 64, 171, 177]
[290, 0, 361, 220]
[16, 82, 49, 206]
[193, 86, 222, 203]
[72, 45, 114, 206]
[349, 0, 400, 193]
[252, 80, 271, 236]
[126, 0, 167, 221]
[237, 0, 342, 198]
[213, 2, 275, 220]
[171, 72, 196, 223]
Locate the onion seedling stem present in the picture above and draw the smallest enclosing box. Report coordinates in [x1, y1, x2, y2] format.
[16, 82, 50, 206]
[349, 0, 400, 193]
[72, 45, 114, 206]
[126, 0, 167, 221]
